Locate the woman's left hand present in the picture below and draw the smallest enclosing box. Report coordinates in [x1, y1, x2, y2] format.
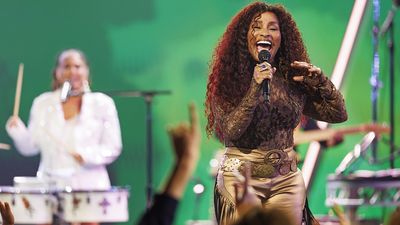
[290, 61, 323, 86]
[70, 151, 84, 164]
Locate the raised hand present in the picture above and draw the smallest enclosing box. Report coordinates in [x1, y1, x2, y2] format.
[164, 103, 201, 199]
[234, 162, 261, 216]
[291, 61, 322, 80]
[291, 61, 326, 88]
[0, 201, 14, 225]
[168, 103, 201, 163]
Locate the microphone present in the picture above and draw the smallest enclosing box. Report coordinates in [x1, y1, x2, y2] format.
[258, 50, 271, 102]
[60, 80, 72, 103]
[60, 80, 89, 102]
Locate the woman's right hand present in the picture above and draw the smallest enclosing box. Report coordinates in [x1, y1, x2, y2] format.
[253, 62, 276, 84]
[6, 116, 24, 129]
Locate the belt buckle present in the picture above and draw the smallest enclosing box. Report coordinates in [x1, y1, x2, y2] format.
[264, 149, 288, 165]
[264, 149, 293, 176]
[223, 149, 297, 178]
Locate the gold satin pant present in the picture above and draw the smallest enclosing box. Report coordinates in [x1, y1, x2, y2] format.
[214, 147, 306, 225]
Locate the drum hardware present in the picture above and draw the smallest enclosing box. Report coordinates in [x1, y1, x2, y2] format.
[326, 170, 400, 225]
[326, 131, 400, 225]
[335, 132, 375, 175]
[326, 171, 400, 207]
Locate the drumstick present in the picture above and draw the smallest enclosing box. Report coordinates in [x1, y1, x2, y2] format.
[13, 63, 24, 117]
[42, 129, 82, 163]
[0, 143, 11, 150]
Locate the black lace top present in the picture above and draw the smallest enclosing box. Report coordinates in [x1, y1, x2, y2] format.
[213, 71, 347, 150]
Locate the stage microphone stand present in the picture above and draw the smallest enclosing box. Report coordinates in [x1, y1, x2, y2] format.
[380, 2, 397, 168]
[109, 90, 172, 209]
[370, 0, 381, 163]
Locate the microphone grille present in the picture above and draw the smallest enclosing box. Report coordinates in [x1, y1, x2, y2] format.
[60, 81, 71, 102]
[258, 50, 271, 62]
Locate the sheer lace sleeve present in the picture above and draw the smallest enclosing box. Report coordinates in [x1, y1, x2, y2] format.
[214, 79, 262, 141]
[302, 73, 347, 123]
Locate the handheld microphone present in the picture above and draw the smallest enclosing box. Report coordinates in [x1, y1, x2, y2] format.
[258, 50, 271, 102]
[60, 80, 71, 103]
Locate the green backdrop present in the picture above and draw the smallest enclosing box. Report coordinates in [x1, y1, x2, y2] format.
[0, 0, 399, 224]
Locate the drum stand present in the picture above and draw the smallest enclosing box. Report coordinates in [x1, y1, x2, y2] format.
[109, 90, 171, 209]
[379, 2, 397, 169]
[326, 131, 400, 224]
[371, 0, 398, 167]
[369, 0, 381, 163]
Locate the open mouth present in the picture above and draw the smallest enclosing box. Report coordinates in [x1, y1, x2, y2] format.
[256, 40, 272, 52]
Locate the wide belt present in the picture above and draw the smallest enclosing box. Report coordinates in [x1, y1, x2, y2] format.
[220, 147, 297, 178]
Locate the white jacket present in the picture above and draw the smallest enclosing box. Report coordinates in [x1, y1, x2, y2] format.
[6, 90, 122, 190]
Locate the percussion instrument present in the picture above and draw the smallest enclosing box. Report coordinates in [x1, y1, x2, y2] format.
[326, 169, 400, 207]
[326, 169, 400, 224]
[1, 179, 130, 224]
[57, 186, 130, 223]
[323, 129, 399, 225]
[0, 186, 55, 224]
[13, 176, 56, 190]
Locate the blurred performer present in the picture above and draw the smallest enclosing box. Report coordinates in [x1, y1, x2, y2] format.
[205, 2, 347, 225]
[6, 48, 122, 191]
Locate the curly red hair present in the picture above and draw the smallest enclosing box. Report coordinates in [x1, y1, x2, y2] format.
[205, 2, 310, 140]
